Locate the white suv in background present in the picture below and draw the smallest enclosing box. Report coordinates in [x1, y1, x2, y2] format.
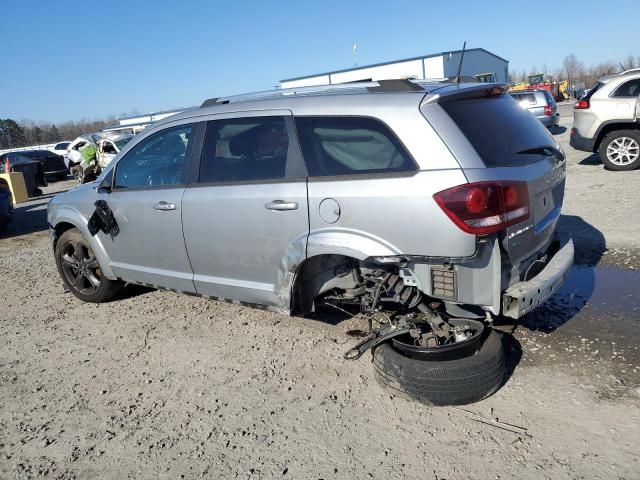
[570, 70, 640, 170]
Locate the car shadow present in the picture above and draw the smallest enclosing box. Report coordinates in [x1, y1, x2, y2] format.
[499, 330, 523, 386]
[579, 153, 601, 165]
[0, 201, 50, 238]
[548, 125, 567, 135]
[0, 185, 74, 239]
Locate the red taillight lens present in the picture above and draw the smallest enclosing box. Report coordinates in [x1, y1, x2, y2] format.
[543, 105, 553, 116]
[574, 99, 589, 109]
[433, 181, 530, 235]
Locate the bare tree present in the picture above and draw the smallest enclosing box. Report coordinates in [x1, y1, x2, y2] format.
[622, 54, 637, 70]
[562, 54, 584, 87]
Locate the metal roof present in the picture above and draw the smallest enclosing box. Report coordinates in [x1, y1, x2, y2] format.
[280, 48, 509, 82]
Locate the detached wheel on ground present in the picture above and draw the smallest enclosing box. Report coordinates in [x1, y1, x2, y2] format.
[373, 330, 505, 406]
[54, 228, 122, 303]
[599, 130, 640, 171]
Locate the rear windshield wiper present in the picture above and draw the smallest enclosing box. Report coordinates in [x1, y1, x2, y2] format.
[516, 145, 564, 161]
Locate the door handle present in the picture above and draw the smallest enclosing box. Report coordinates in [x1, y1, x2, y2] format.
[153, 201, 176, 211]
[265, 200, 298, 211]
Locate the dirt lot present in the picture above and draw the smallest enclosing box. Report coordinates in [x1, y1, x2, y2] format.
[1, 117, 639, 479]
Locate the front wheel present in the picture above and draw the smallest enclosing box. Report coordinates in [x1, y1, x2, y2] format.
[55, 228, 122, 303]
[599, 130, 640, 171]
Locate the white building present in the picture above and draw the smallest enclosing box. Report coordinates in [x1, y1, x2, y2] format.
[103, 108, 194, 134]
[280, 48, 508, 89]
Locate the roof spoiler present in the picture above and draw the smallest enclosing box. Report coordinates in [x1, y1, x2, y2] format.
[422, 83, 508, 105]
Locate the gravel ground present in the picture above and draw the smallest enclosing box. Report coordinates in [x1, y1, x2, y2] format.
[1, 119, 639, 479]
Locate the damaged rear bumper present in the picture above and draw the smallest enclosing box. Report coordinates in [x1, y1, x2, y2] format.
[501, 239, 574, 319]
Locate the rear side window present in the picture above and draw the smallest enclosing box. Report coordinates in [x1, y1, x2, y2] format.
[543, 91, 555, 105]
[612, 79, 640, 97]
[198, 116, 304, 184]
[442, 94, 555, 167]
[295, 116, 416, 177]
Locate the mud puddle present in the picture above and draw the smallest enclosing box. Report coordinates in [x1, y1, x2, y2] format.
[556, 265, 640, 314]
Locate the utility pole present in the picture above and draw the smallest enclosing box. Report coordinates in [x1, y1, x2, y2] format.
[353, 43, 358, 68]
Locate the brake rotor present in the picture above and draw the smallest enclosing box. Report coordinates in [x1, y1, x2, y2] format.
[390, 318, 486, 361]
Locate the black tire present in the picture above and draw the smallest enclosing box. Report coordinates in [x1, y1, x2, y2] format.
[598, 130, 640, 171]
[70, 165, 83, 183]
[55, 228, 122, 303]
[373, 330, 505, 406]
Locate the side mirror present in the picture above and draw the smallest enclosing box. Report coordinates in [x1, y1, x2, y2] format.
[97, 178, 112, 193]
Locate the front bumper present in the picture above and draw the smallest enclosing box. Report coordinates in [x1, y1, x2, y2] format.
[501, 239, 574, 319]
[569, 128, 596, 152]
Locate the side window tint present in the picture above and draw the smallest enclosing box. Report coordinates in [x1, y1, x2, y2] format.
[198, 116, 292, 183]
[613, 79, 640, 97]
[115, 125, 191, 189]
[295, 116, 415, 177]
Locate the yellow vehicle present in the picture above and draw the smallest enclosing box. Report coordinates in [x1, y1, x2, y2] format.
[509, 74, 569, 101]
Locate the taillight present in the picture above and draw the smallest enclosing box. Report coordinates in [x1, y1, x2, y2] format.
[543, 105, 553, 116]
[574, 99, 589, 109]
[433, 181, 530, 235]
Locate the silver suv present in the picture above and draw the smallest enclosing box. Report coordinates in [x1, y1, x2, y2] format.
[510, 89, 560, 127]
[48, 80, 573, 405]
[570, 70, 640, 170]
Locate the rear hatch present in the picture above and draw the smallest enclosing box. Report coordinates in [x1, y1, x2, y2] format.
[424, 87, 566, 265]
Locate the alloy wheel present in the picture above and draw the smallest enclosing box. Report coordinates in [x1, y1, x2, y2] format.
[606, 137, 640, 166]
[60, 240, 102, 295]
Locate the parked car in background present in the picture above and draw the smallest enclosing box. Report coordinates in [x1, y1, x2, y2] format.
[65, 134, 102, 178]
[0, 150, 67, 181]
[570, 70, 640, 170]
[0, 177, 13, 231]
[51, 141, 71, 159]
[97, 134, 134, 167]
[48, 79, 572, 406]
[510, 89, 560, 127]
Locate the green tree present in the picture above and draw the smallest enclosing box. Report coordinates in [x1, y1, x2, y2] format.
[0, 119, 27, 149]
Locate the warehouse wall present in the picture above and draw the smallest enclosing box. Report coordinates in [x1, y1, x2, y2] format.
[442, 51, 508, 82]
[280, 74, 331, 89]
[329, 59, 423, 84]
[423, 56, 445, 79]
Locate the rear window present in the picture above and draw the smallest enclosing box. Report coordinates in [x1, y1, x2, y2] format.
[295, 116, 416, 177]
[441, 94, 556, 167]
[510, 93, 536, 103]
[583, 82, 603, 100]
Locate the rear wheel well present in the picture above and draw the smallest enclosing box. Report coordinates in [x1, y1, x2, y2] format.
[290, 254, 362, 316]
[594, 122, 640, 151]
[52, 222, 77, 250]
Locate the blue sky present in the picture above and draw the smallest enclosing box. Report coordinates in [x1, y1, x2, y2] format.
[2, 0, 638, 124]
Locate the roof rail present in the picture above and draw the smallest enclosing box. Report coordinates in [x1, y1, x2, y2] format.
[200, 79, 427, 107]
